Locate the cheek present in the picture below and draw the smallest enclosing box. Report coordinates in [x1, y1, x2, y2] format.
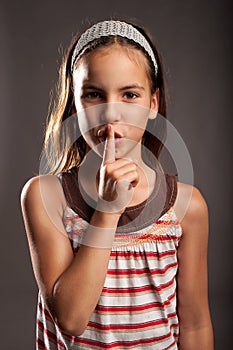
[77, 104, 102, 133]
[78, 121, 100, 154]
[77, 113, 97, 150]
[77, 106, 104, 153]
[129, 126, 146, 142]
[122, 104, 150, 130]
[78, 109, 94, 129]
[74, 88, 84, 114]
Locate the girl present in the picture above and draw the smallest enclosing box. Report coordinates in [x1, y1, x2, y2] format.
[21, 20, 214, 349]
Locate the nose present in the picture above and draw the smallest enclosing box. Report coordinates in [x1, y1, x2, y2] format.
[100, 102, 121, 123]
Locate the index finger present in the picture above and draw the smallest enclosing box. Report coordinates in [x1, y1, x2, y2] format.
[102, 124, 115, 164]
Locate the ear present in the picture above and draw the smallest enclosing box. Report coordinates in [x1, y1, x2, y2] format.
[149, 88, 160, 120]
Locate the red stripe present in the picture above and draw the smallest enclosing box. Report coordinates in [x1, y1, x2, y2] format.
[89, 318, 179, 331]
[74, 331, 174, 348]
[96, 300, 170, 313]
[96, 289, 177, 313]
[102, 277, 175, 295]
[88, 318, 169, 331]
[37, 319, 66, 349]
[110, 250, 176, 259]
[155, 220, 180, 225]
[167, 289, 176, 302]
[167, 312, 177, 319]
[36, 337, 49, 350]
[107, 262, 178, 276]
[38, 302, 54, 322]
[114, 234, 180, 243]
[163, 339, 178, 350]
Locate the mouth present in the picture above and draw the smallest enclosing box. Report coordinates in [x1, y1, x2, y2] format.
[97, 127, 123, 143]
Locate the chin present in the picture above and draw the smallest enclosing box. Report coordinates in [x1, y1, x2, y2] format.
[115, 147, 132, 159]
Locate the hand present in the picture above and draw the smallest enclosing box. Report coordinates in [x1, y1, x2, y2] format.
[97, 124, 139, 214]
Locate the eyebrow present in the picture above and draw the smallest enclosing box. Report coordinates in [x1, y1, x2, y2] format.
[82, 84, 104, 91]
[82, 83, 145, 91]
[119, 84, 145, 91]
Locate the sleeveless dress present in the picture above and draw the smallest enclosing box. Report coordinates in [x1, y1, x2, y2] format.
[36, 167, 182, 349]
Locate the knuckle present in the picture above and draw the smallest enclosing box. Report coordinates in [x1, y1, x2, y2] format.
[111, 170, 119, 180]
[104, 163, 113, 173]
[130, 169, 138, 177]
[131, 163, 137, 170]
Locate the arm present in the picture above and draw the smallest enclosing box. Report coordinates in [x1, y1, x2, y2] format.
[175, 184, 214, 349]
[21, 125, 138, 336]
[21, 175, 120, 336]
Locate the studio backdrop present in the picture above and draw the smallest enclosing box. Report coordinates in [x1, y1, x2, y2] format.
[1, 1, 232, 349]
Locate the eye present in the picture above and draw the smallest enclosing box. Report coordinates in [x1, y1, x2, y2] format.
[82, 91, 103, 100]
[123, 92, 138, 100]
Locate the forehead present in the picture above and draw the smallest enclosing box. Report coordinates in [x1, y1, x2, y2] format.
[75, 43, 149, 71]
[73, 44, 151, 85]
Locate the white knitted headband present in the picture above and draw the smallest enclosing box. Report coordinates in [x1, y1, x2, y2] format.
[71, 20, 158, 76]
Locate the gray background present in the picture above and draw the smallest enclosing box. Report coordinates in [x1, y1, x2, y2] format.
[1, 0, 232, 349]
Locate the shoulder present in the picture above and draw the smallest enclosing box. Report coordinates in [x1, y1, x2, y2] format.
[21, 174, 59, 201]
[174, 182, 208, 232]
[21, 174, 66, 214]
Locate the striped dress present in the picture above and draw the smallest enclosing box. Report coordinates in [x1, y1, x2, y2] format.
[36, 167, 182, 349]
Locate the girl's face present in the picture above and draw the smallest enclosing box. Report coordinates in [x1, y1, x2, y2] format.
[73, 44, 159, 159]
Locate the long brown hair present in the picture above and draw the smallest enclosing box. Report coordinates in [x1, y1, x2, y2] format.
[42, 20, 167, 174]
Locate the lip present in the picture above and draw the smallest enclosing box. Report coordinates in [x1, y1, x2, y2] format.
[97, 126, 123, 142]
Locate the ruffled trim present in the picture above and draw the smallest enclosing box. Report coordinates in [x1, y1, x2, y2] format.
[63, 206, 182, 250]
